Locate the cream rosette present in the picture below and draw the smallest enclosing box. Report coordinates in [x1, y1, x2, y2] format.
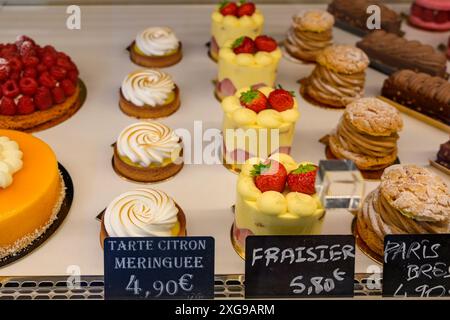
[135, 27, 180, 56]
[0, 136, 23, 189]
[104, 188, 178, 237]
[117, 121, 182, 167]
[221, 86, 300, 131]
[219, 40, 282, 67]
[237, 153, 324, 219]
[121, 69, 175, 107]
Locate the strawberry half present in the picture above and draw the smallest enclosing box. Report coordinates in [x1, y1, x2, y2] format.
[219, 1, 238, 16]
[252, 160, 287, 193]
[239, 88, 268, 113]
[232, 36, 256, 54]
[254, 35, 278, 52]
[237, 1, 255, 17]
[287, 163, 318, 195]
[268, 85, 295, 112]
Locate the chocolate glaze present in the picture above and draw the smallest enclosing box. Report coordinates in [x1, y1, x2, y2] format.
[437, 140, 450, 169]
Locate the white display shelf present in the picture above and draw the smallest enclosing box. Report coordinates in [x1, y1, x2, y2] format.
[0, 4, 448, 277]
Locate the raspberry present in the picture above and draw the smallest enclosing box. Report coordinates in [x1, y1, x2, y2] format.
[22, 55, 39, 68]
[8, 57, 23, 72]
[0, 65, 11, 82]
[56, 57, 73, 70]
[67, 69, 79, 83]
[0, 97, 16, 115]
[56, 52, 69, 60]
[36, 63, 47, 74]
[43, 45, 56, 55]
[23, 67, 37, 79]
[17, 95, 35, 115]
[61, 79, 76, 96]
[2, 79, 20, 98]
[34, 87, 53, 110]
[39, 72, 57, 88]
[42, 53, 56, 67]
[9, 71, 20, 81]
[51, 86, 66, 104]
[50, 66, 67, 81]
[19, 77, 38, 96]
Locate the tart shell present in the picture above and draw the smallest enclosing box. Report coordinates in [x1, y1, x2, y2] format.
[129, 41, 183, 68]
[119, 85, 181, 119]
[113, 145, 184, 183]
[99, 203, 187, 248]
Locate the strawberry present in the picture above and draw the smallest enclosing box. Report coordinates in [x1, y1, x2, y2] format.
[268, 85, 295, 111]
[232, 36, 256, 54]
[39, 72, 57, 88]
[19, 77, 38, 96]
[51, 86, 66, 104]
[34, 86, 53, 110]
[0, 97, 16, 115]
[252, 160, 288, 193]
[22, 55, 39, 68]
[239, 88, 268, 113]
[2, 80, 20, 98]
[61, 79, 76, 96]
[219, 1, 238, 16]
[287, 163, 318, 195]
[17, 95, 35, 115]
[254, 35, 278, 52]
[23, 67, 37, 79]
[237, 1, 255, 17]
[50, 66, 67, 81]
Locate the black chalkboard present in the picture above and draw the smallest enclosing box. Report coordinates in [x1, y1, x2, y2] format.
[383, 234, 450, 298]
[104, 237, 215, 300]
[245, 235, 355, 298]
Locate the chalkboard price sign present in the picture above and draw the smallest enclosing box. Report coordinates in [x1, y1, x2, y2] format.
[245, 235, 355, 298]
[383, 234, 450, 298]
[104, 237, 215, 300]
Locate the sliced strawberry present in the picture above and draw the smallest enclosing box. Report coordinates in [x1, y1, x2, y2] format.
[268, 85, 295, 111]
[0, 97, 16, 115]
[254, 35, 278, 52]
[39, 72, 57, 88]
[232, 36, 256, 54]
[60, 79, 76, 96]
[239, 88, 268, 113]
[51, 86, 66, 104]
[287, 163, 318, 195]
[17, 95, 35, 115]
[2, 79, 20, 98]
[252, 160, 287, 193]
[34, 86, 53, 110]
[19, 77, 38, 96]
[219, 1, 238, 16]
[237, 1, 255, 17]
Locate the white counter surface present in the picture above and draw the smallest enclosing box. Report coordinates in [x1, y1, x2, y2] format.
[0, 4, 449, 276]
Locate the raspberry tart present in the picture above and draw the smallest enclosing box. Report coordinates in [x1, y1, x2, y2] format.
[0, 36, 82, 132]
[210, 1, 264, 62]
[216, 35, 282, 100]
[232, 153, 325, 256]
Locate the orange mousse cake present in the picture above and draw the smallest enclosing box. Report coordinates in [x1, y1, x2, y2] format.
[0, 129, 65, 259]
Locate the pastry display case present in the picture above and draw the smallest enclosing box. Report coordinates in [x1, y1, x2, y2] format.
[0, 1, 449, 301]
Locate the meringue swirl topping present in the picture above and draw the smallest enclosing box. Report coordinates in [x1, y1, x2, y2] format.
[121, 69, 175, 107]
[0, 136, 23, 189]
[104, 188, 179, 237]
[135, 27, 180, 56]
[117, 121, 181, 167]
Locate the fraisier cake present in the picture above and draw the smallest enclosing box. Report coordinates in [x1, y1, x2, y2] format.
[233, 153, 325, 254]
[0, 129, 65, 259]
[216, 35, 282, 100]
[210, 1, 264, 61]
[221, 86, 300, 171]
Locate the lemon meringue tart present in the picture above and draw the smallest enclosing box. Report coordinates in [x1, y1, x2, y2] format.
[100, 188, 187, 247]
[113, 121, 183, 183]
[129, 27, 182, 68]
[0, 129, 65, 259]
[119, 69, 180, 119]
